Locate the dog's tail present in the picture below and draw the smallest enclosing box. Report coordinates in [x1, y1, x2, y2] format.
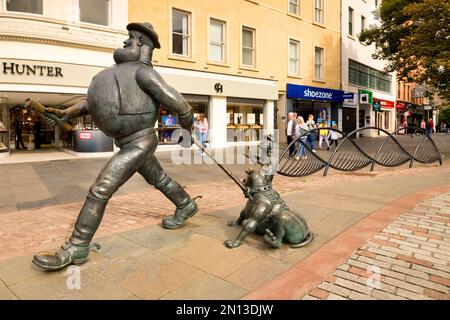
[290, 231, 315, 248]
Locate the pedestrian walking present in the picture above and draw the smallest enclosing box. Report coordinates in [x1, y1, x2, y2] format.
[295, 116, 309, 160]
[318, 119, 330, 150]
[327, 123, 341, 150]
[420, 119, 426, 132]
[427, 118, 434, 136]
[286, 112, 296, 157]
[306, 114, 317, 153]
[196, 113, 208, 155]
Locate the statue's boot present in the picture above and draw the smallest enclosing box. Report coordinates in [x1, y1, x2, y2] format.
[32, 195, 105, 271]
[162, 199, 198, 229]
[157, 175, 198, 229]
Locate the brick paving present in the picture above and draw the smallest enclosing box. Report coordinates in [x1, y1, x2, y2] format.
[0, 155, 449, 299]
[302, 192, 450, 300]
[0, 163, 443, 262]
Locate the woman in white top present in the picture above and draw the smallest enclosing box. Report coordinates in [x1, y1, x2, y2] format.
[295, 116, 309, 160]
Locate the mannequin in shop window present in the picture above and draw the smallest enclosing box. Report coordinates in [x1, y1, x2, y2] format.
[15, 118, 26, 149]
[34, 118, 41, 150]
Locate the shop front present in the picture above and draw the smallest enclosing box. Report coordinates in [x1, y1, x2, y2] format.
[0, 57, 113, 155]
[286, 84, 344, 129]
[395, 101, 408, 130]
[157, 67, 278, 149]
[373, 98, 394, 133]
[406, 104, 425, 129]
[358, 89, 395, 137]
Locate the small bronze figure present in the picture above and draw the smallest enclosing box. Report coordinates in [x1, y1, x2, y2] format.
[31, 22, 198, 271]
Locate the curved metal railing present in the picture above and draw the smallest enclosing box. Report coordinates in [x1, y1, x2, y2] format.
[275, 126, 442, 177]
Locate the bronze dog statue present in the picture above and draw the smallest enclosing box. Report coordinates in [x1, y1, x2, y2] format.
[224, 167, 314, 249]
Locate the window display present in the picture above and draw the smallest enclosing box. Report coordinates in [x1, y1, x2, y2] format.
[0, 105, 10, 153]
[227, 98, 264, 142]
[157, 95, 208, 145]
[0, 119, 8, 151]
[10, 106, 55, 150]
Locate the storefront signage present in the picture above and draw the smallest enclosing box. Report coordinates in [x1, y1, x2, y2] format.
[359, 89, 373, 105]
[2, 62, 63, 77]
[396, 102, 407, 111]
[214, 83, 223, 93]
[286, 84, 344, 102]
[373, 98, 394, 109]
[343, 92, 354, 99]
[372, 101, 381, 112]
[79, 132, 93, 140]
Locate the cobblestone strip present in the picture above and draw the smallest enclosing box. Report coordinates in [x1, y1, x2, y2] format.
[303, 193, 450, 300]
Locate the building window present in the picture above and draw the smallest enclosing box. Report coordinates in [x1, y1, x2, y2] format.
[314, 0, 323, 24]
[209, 18, 225, 62]
[289, 39, 300, 75]
[314, 47, 324, 80]
[348, 7, 354, 36]
[289, 0, 299, 15]
[79, 0, 110, 26]
[361, 15, 366, 32]
[6, 0, 43, 14]
[242, 27, 256, 67]
[375, 0, 378, 7]
[172, 9, 191, 56]
[348, 59, 392, 93]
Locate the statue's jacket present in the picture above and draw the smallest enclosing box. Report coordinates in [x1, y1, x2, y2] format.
[86, 62, 158, 139]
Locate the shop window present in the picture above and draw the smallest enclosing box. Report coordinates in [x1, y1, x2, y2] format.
[157, 95, 208, 145]
[9, 106, 55, 150]
[289, 39, 300, 75]
[289, 0, 299, 15]
[79, 0, 110, 26]
[172, 9, 191, 56]
[314, 0, 323, 24]
[209, 18, 225, 63]
[242, 27, 255, 67]
[227, 98, 264, 142]
[314, 47, 324, 80]
[0, 104, 9, 153]
[6, 0, 43, 15]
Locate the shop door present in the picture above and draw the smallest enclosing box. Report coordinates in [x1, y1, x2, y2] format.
[342, 107, 357, 134]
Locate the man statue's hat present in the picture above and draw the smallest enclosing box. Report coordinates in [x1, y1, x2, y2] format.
[127, 22, 161, 49]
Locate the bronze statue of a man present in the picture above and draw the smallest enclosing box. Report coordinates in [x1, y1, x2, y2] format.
[32, 23, 197, 271]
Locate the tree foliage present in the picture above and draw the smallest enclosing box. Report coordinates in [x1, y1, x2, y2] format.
[359, 0, 450, 100]
[438, 108, 450, 125]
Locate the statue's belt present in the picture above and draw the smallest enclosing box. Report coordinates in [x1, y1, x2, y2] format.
[115, 128, 156, 147]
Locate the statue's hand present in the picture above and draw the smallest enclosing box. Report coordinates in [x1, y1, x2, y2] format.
[46, 108, 66, 119]
[45, 108, 68, 127]
[224, 239, 241, 249]
[177, 131, 194, 148]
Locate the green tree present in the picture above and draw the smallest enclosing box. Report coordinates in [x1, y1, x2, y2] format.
[359, 0, 450, 100]
[438, 108, 450, 126]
